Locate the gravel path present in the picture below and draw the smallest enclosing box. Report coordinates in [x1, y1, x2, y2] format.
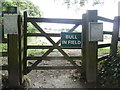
[27, 50, 100, 88]
[1, 50, 100, 88]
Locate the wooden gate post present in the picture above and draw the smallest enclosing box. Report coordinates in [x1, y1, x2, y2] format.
[110, 16, 119, 56]
[23, 11, 27, 75]
[82, 14, 87, 73]
[8, 34, 20, 87]
[18, 15, 24, 85]
[8, 15, 23, 88]
[85, 10, 98, 83]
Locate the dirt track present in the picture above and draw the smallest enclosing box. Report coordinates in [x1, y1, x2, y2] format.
[27, 50, 100, 88]
[1, 50, 100, 88]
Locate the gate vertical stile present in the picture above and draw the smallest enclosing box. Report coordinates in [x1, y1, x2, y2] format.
[18, 15, 24, 85]
[110, 16, 119, 56]
[8, 15, 23, 87]
[82, 14, 87, 74]
[23, 11, 27, 75]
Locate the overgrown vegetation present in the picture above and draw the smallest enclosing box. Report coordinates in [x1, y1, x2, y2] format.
[27, 49, 48, 56]
[1, 1, 43, 55]
[98, 47, 120, 88]
[54, 0, 104, 7]
[2, 1, 41, 17]
[79, 46, 120, 87]
[0, 44, 7, 52]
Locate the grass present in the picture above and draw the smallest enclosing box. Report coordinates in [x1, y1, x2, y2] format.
[27, 49, 59, 56]
[27, 47, 111, 56]
[98, 47, 110, 57]
[98, 46, 120, 57]
[0, 39, 119, 57]
[27, 49, 48, 56]
[0, 44, 7, 52]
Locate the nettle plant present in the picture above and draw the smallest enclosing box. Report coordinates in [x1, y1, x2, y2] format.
[98, 55, 120, 87]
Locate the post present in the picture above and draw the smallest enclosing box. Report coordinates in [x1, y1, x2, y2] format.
[23, 11, 27, 75]
[8, 34, 20, 87]
[85, 10, 98, 83]
[18, 15, 24, 85]
[82, 14, 87, 74]
[110, 16, 119, 56]
[0, 4, 2, 90]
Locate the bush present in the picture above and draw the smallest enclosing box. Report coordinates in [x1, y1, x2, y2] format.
[98, 55, 120, 88]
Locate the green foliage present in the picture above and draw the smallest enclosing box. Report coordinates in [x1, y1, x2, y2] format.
[55, 0, 104, 8]
[2, 1, 41, 17]
[1, 74, 9, 88]
[98, 47, 110, 57]
[0, 44, 7, 52]
[98, 56, 120, 87]
[27, 23, 39, 33]
[98, 46, 120, 87]
[2, 1, 42, 47]
[118, 46, 120, 56]
[92, 0, 104, 6]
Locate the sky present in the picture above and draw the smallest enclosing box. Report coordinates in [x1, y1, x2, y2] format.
[1, 0, 119, 18]
[28, 0, 119, 31]
[1, 0, 119, 31]
[30, 0, 118, 19]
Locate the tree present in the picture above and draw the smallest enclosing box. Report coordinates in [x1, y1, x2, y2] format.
[54, 0, 104, 7]
[54, 0, 118, 13]
[2, 1, 41, 33]
[2, 0, 41, 17]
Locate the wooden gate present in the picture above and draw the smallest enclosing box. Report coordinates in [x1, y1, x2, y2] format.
[23, 12, 83, 74]
[1, 10, 120, 87]
[23, 10, 120, 83]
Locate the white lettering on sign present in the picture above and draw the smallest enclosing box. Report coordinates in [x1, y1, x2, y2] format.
[62, 41, 67, 44]
[61, 40, 81, 45]
[66, 35, 77, 39]
[61, 34, 81, 45]
[77, 41, 81, 44]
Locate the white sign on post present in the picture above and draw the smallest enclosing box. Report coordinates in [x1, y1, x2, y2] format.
[119, 29, 120, 38]
[89, 22, 103, 41]
[4, 14, 18, 34]
[118, 2, 120, 38]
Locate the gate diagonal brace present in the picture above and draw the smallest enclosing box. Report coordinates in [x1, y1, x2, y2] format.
[27, 21, 80, 72]
[31, 22, 79, 66]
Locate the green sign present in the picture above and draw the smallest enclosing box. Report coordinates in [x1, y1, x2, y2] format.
[61, 32, 82, 48]
[6, 6, 17, 14]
